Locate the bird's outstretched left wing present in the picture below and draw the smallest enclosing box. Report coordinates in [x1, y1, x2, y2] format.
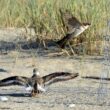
[42, 72, 79, 86]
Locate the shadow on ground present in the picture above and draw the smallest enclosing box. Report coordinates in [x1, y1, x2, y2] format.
[0, 68, 7, 73]
[0, 39, 89, 57]
[0, 39, 58, 50]
[0, 93, 30, 97]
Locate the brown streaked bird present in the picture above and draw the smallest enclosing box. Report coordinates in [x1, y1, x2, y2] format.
[0, 68, 79, 97]
[56, 9, 90, 48]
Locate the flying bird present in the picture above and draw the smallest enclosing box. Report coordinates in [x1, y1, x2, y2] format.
[56, 10, 90, 48]
[0, 68, 79, 97]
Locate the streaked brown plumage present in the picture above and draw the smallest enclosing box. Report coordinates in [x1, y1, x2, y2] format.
[0, 68, 79, 97]
[56, 10, 90, 48]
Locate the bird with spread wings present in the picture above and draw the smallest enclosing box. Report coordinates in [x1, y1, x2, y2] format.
[0, 68, 79, 97]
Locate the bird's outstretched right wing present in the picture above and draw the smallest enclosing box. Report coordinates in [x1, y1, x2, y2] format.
[0, 76, 30, 87]
[42, 72, 79, 86]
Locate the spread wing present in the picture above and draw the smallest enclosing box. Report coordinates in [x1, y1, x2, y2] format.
[0, 76, 30, 87]
[42, 72, 79, 86]
[60, 9, 82, 33]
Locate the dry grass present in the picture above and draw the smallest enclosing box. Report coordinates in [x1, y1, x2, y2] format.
[0, 0, 109, 54]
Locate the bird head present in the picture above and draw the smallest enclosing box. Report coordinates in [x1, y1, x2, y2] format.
[33, 68, 40, 76]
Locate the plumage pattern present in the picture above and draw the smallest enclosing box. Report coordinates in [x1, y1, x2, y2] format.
[0, 76, 30, 86]
[43, 72, 79, 86]
[60, 10, 82, 34]
[57, 9, 90, 48]
[0, 69, 79, 97]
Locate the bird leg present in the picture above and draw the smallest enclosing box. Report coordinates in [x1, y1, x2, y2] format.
[31, 82, 40, 97]
[31, 89, 40, 97]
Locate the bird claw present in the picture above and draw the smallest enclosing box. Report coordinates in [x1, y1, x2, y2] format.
[31, 90, 40, 97]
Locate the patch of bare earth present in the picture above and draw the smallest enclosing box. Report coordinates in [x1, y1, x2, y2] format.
[0, 28, 109, 110]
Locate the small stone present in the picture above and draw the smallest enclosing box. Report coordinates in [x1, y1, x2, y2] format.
[68, 104, 76, 108]
[0, 96, 8, 102]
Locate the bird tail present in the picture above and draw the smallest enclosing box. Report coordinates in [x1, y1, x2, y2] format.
[56, 34, 72, 48]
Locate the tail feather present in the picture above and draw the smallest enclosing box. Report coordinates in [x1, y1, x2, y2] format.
[56, 34, 72, 48]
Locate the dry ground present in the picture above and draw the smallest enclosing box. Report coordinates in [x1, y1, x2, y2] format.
[0, 28, 110, 110]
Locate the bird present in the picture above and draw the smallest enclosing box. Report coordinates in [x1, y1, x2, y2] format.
[56, 9, 90, 48]
[0, 68, 79, 97]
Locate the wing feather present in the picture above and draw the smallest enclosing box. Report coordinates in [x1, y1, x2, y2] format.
[42, 72, 79, 86]
[0, 76, 30, 87]
[60, 9, 82, 33]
